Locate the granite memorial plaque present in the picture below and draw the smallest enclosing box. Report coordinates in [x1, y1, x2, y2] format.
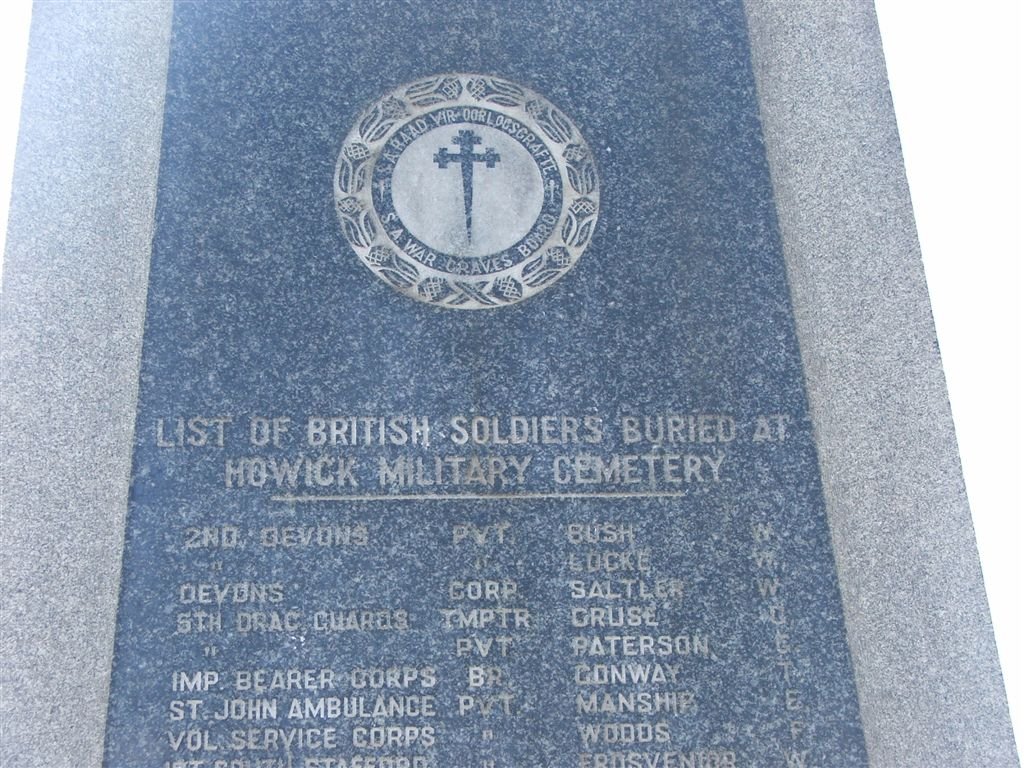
[101, 3, 867, 764]
[1, 3, 1018, 768]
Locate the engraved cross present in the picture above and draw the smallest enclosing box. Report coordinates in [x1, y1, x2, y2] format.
[433, 129, 500, 243]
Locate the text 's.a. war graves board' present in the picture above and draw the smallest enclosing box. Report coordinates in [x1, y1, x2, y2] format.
[1, 3, 1018, 768]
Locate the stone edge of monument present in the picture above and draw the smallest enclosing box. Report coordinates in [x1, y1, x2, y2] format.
[0, 2, 1016, 766]
[0, 3, 174, 766]
[745, 1, 1018, 764]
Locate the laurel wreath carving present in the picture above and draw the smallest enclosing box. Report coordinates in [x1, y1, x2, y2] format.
[527, 100, 575, 144]
[409, 276, 530, 307]
[404, 76, 463, 106]
[562, 198, 597, 249]
[335, 197, 376, 248]
[359, 97, 408, 142]
[563, 144, 597, 195]
[336, 74, 599, 309]
[522, 246, 574, 288]
[366, 246, 418, 289]
[465, 77, 525, 107]
[336, 142, 371, 194]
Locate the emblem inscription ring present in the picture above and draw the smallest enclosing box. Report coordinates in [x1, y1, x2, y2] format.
[335, 74, 600, 309]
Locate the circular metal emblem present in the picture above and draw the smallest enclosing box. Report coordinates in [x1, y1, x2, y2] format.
[335, 74, 600, 309]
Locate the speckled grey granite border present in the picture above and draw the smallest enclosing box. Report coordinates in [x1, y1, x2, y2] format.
[1, 3, 1016, 767]
[744, 1, 1018, 765]
[0, 3, 173, 766]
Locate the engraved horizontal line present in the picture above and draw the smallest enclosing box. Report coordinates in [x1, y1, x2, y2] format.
[271, 491, 691, 503]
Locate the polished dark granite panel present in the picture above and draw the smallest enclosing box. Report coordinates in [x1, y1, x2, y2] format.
[102, 3, 865, 765]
